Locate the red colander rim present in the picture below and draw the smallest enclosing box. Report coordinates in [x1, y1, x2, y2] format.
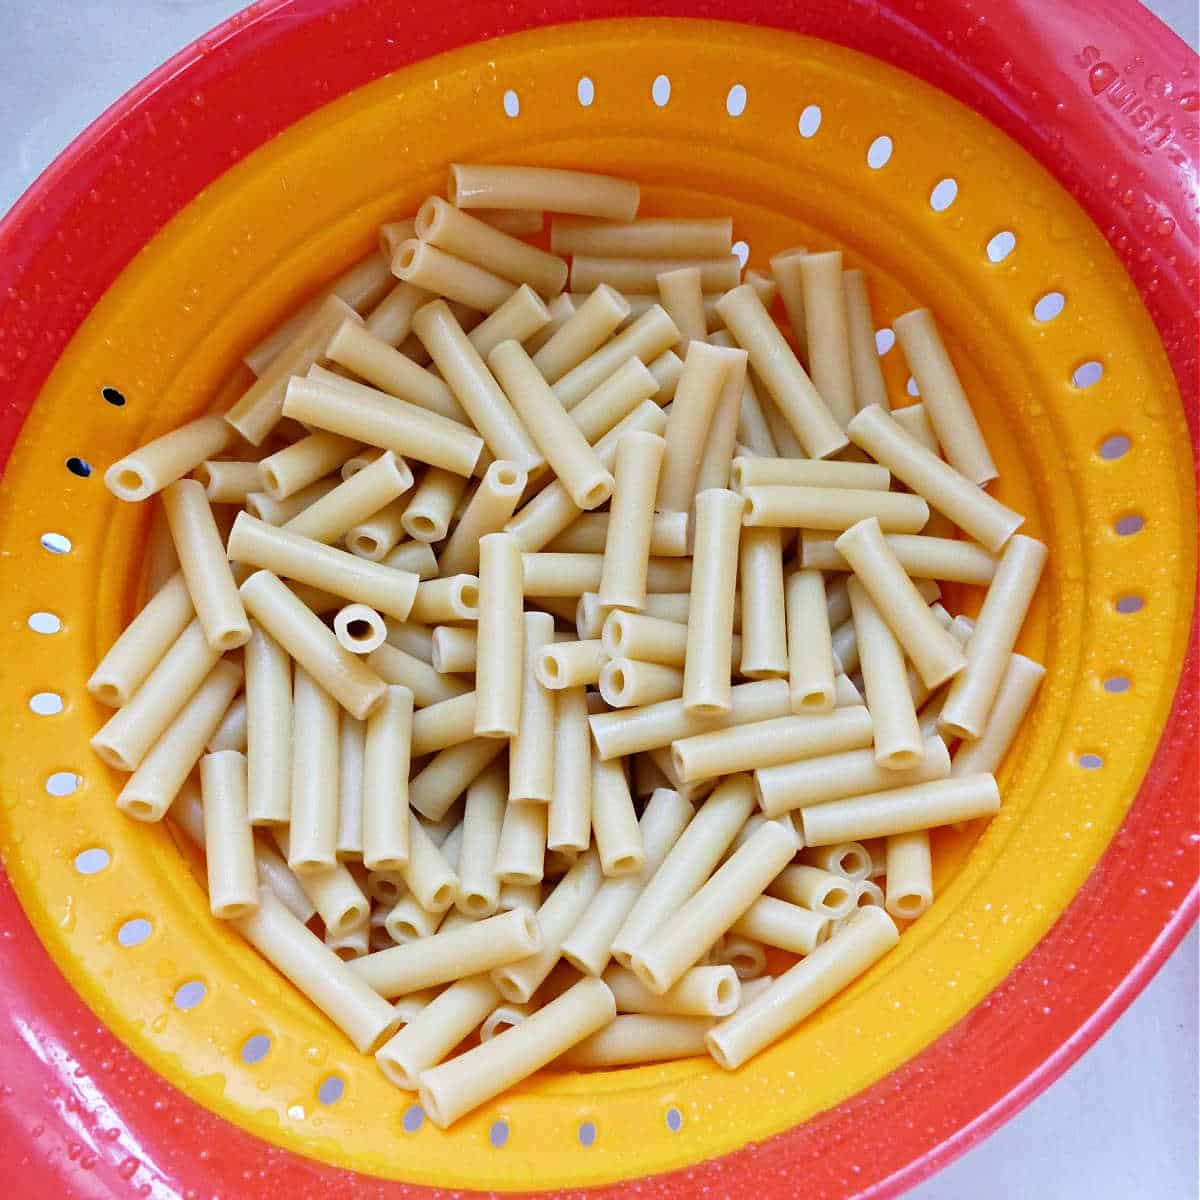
[0, 2, 1195, 1197]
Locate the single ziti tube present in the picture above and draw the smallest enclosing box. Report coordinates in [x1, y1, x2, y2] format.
[591, 756, 644, 876]
[571, 255, 740, 294]
[695, 331, 750, 493]
[196, 459, 264, 504]
[565, 357, 661, 443]
[509, 611, 557, 803]
[786, 568, 836, 713]
[466, 284, 552, 358]
[532, 284, 630, 382]
[336, 715, 365, 858]
[244, 624, 292, 824]
[768, 865, 856, 918]
[741, 484, 929, 533]
[283, 450, 414, 544]
[406, 574, 479, 625]
[333, 604, 388, 655]
[259, 430, 360, 501]
[802, 531, 997, 585]
[730, 455, 890, 491]
[551, 216, 731, 258]
[885, 830, 934, 919]
[438, 459, 527, 576]
[599, 430, 666, 609]
[537, 639, 607, 690]
[950, 651, 1045, 777]
[495, 799, 548, 884]
[731, 895, 830, 955]
[106, 414, 235, 502]
[200, 750, 258, 919]
[449, 164, 640, 221]
[739, 528, 788, 678]
[474, 533, 524, 738]
[799, 251, 855, 426]
[842, 269, 889, 412]
[287, 667, 340, 873]
[600, 659, 684, 708]
[604, 963, 740, 1017]
[392, 239, 516, 312]
[657, 266, 707, 352]
[548, 686, 593, 855]
[362, 685, 414, 871]
[457, 763, 506, 916]
[768, 246, 809, 360]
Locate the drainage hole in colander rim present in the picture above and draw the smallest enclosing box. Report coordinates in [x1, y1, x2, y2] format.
[875, 328, 895, 355]
[726, 84, 747, 117]
[1115, 594, 1144, 614]
[665, 1106, 683, 1132]
[317, 1076, 345, 1106]
[1072, 360, 1103, 388]
[40, 532, 71, 554]
[1098, 433, 1130, 460]
[502, 90, 519, 119]
[986, 230, 1016, 262]
[402, 1104, 424, 1133]
[66, 456, 92, 478]
[241, 1033, 272, 1064]
[28, 611, 62, 634]
[1114, 513, 1144, 536]
[46, 771, 81, 796]
[101, 386, 126, 406]
[30, 691, 64, 715]
[1033, 291, 1065, 322]
[1077, 753, 1104, 770]
[74, 847, 110, 875]
[577, 76, 594, 107]
[578, 1120, 597, 1146]
[732, 240, 749, 269]
[489, 1118, 509, 1147]
[906, 376, 920, 397]
[117, 917, 152, 948]
[866, 135, 893, 169]
[173, 981, 206, 1010]
[930, 178, 958, 211]
[797, 104, 821, 137]
[1103, 675, 1131, 694]
[651, 74, 670, 107]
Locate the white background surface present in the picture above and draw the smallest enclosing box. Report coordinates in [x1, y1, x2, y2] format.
[0, 2, 1196, 1197]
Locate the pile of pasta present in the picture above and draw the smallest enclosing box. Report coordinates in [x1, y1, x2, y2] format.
[92, 164, 1046, 1129]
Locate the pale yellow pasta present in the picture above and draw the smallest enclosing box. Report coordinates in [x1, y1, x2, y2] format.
[244, 251, 393, 374]
[325, 319, 468, 423]
[848, 577, 923, 769]
[465, 284, 552, 358]
[734, 369, 777, 458]
[732, 895, 829, 955]
[378, 218, 418, 260]
[940, 535, 1047, 739]
[456, 763, 505, 916]
[802, 530, 996, 585]
[489, 339, 614, 509]
[648, 747, 717, 807]
[367, 642, 469, 707]
[599, 430, 666, 609]
[797, 251, 855, 426]
[600, 659, 684, 708]
[549, 512, 687, 561]
[385, 888, 443, 942]
[234, 886, 401, 1053]
[474, 532, 524, 738]
[199, 750, 258, 919]
[476, 208, 544, 235]
[92, 618, 220, 772]
[894, 308, 997, 485]
[343, 497, 408, 561]
[286, 666, 340, 873]
[657, 344, 744, 512]
[755, 734, 951, 817]
[694, 331, 750, 494]
[536, 639, 607, 690]
[410, 300, 541, 470]
[648, 348, 685, 403]
[522, 552, 689, 597]
[532, 284, 630, 382]
[507, 611, 556, 803]
[716, 283, 847, 459]
[163, 479, 251, 651]
[657, 265, 707, 352]
[336, 714, 366, 858]
[505, 401, 667, 550]
[495, 799, 548, 885]
[842, 269, 889, 413]
[591, 755, 644, 876]
[730, 455, 890, 491]
[523, 293, 576, 355]
[560, 1011, 709, 1067]
[739, 528, 788, 679]
[364, 279, 432, 345]
[612, 775, 755, 966]
[548, 686, 593, 856]
[196, 459, 264, 504]
[951, 651, 1045, 777]
[247, 476, 341, 527]
[551, 216, 730, 258]
[552, 305, 679, 409]
[601, 609, 687, 666]
[326, 912, 371, 961]
[386, 616, 436, 662]
[565, 357, 660, 445]
[206, 693, 247, 753]
[802, 842, 873, 881]
[491, 853, 603, 1003]
[226, 296, 359, 445]
[88, 572, 193, 708]
[605, 962, 739, 1016]
[758, 386, 807, 458]
[240, 624, 293, 825]
[405, 575, 478, 626]
[589, 677, 789, 760]
[144, 498, 181, 591]
[259, 431, 358, 501]
[402, 815, 459, 912]
[847, 404, 1021, 551]
[358, 685, 414, 871]
[449, 163, 640, 221]
[707, 906, 898, 1069]
[376, 974, 500, 1089]
[684, 488, 744, 715]
[561, 787, 693, 976]
[116, 658, 243, 822]
[572, 254, 739, 294]
[716, 936, 767, 980]
[428, 627, 477, 676]
[741, 484, 929, 533]
[479, 1000, 534, 1042]
[240, 570, 386, 720]
[106, 414, 235, 502]
[497, 881, 542, 916]
[837, 517, 967, 688]
[230, 512, 419, 621]
[439, 460, 527, 576]
[283, 450, 413, 544]
[410, 738, 506, 822]
[785, 568, 836, 713]
[885, 830, 934, 919]
[768, 245, 809, 359]
[631, 819, 796, 994]
[418, 976, 615, 1128]
[801, 773, 1000, 845]
[416, 196, 567, 296]
[767, 865, 856, 919]
[283, 373, 484, 479]
[392, 238, 516, 312]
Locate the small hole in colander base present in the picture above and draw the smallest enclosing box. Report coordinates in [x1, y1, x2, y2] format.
[502, 90, 519, 118]
[651, 74, 671, 107]
[1033, 291, 1065, 322]
[28, 611, 62, 634]
[578, 1121, 597, 1147]
[1115, 594, 1144, 614]
[906, 376, 920, 397]
[666, 1106, 683, 1132]
[1114, 513, 1144, 536]
[797, 104, 821, 137]
[866, 135, 893, 169]
[402, 1104, 424, 1133]
[732, 240, 749, 268]
[489, 1118, 509, 1147]
[318, 1076, 345, 1106]
[929, 178, 958, 211]
[101, 386, 126, 407]
[726, 84, 747, 117]
[1072, 360, 1103, 388]
[41, 532, 71, 554]
[1103, 675, 1131, 693]
[577, 76, 594, 107]
[117, 918, 152, 947]
[875, 328, 895, 355]
[46, 771, 81, 796]
[74, 847, 110, 875]
[30, 691, 64, 715]
[1098, 433, 1131, 460]
[986, 230, 1017, 262]
[66, 456, 92, 478]
[241, 1033, 271, 1064]
[1078, 753, 1104, 770]
[173, 981, 206, 1010]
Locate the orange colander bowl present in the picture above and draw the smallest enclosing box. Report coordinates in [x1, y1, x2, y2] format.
[0, 2, 1195, 1197]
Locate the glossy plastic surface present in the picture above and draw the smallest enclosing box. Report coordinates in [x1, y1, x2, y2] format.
[0, 2, 1195, 1198]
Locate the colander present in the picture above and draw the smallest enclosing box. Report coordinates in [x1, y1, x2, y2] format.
[0, 0, 1195, 1196]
